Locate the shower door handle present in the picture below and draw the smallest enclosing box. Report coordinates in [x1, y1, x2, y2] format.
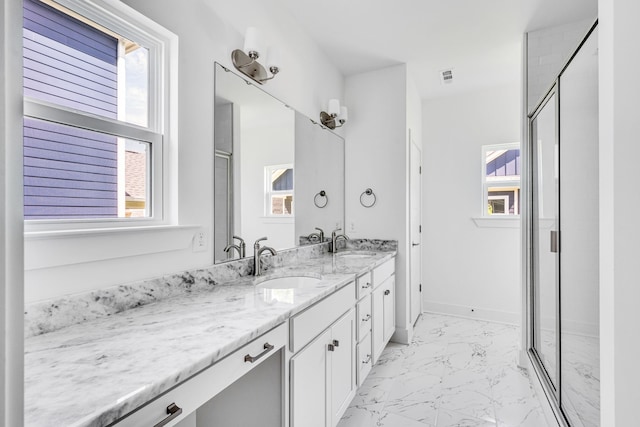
[550, 231, 559, 253]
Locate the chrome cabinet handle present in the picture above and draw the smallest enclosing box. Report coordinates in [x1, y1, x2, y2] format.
[244, 342, 275, 363]
[362, 314, 371, 322]
[153, 403, 182, 427]
[361, 282, 371, 289]
[384, 289, 390, 296]
[362, 354, 372, 364]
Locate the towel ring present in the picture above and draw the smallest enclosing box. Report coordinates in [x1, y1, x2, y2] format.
[314, 190, 328, 208]
[360, 188, 376, 208]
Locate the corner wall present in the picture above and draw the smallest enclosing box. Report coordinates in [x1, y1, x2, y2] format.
[344, 64, 413, 342]
[422, 83, 521, 324]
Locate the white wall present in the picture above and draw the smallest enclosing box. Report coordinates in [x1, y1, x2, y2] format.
[1, 0, 25, 423]
[344, 64, 414, 342]
[24, 0, 344, 302]
[422, 83, 521, 324]
[599, 0, 640, 424]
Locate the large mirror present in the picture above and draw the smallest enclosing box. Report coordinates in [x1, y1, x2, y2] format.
[214, 63, 345, 263]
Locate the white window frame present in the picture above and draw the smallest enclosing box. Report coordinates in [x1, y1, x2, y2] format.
[488, 194, 510, 215]
[482, 142, 521, 217]
[265, 164, 294, 217]
[23, 0, 178, 233]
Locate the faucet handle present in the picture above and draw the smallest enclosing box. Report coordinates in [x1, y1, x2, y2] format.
[254, 237, 268, 246]
[332, 227, 342, 235]
[233, 235, 245, 243]
[315, 227, 324, 233]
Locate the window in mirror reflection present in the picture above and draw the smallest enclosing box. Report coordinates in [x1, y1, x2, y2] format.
[266, 165, 294, 216]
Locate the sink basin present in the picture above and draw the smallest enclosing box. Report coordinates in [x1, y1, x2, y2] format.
[255, 276, 322, 289]
[335, 251, 377, 259]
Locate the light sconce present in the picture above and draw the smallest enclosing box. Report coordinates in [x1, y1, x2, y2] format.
[320, 99, 348, 129]
[231, 27, 280, 85]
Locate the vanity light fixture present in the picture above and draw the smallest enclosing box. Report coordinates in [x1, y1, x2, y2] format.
[231, 27, 280, 85]
[320, 99, 348, 129]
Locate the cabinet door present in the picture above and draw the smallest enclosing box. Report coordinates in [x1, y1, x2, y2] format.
[329, 309, 356, 426]
[372, 285, 385, 363]
[291, 328, 330, 427]
[383, 277, 395, 343]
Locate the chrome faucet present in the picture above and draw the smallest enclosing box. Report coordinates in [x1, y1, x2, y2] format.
[253, 237, 277, 276]
[224, 235, 246, 259]
[330, 228, 349, 253]
[307, 227, 325, 243]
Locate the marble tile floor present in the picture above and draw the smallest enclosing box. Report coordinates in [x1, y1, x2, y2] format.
[338, 313, 549, 427]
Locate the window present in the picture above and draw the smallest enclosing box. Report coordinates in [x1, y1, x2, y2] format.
[483, 143, 520, 216]
[23, 0, 175, 227]
[265, 165, 294, 216]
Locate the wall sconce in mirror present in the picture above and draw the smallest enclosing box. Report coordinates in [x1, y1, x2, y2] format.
[320, 99, 348, 129]
[231, 27, 280, 85]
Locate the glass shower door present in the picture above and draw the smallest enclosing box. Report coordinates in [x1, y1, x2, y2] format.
[559, 26, 600, 427]
[531, 90, 559, 392]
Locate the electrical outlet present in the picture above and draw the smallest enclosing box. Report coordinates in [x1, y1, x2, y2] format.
[349, 222, 356, 232]
[193, 230, 207, 252]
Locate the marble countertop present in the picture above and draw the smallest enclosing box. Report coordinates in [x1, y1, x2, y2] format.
[24, 250, 395, 427]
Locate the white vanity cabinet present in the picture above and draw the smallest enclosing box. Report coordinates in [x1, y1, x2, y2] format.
[113, 322, 287, 427]
[290, 282, 356, 427]
[372, 258, 396, 364]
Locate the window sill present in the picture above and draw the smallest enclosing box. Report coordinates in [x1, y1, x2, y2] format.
[472, 216, 520, 229]
[25, 224, 201, 270]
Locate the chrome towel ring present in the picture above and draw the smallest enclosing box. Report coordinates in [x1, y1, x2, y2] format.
[360, 188, 376, 208]
[314, 190, 328, 208]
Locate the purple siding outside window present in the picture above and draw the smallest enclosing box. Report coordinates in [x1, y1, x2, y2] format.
[23, 0, 119, 219]
[486, 149, 520, 177]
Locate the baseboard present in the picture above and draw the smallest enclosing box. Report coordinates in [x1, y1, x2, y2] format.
[390, 326, 413, 345]
[423, 301, 520, 325]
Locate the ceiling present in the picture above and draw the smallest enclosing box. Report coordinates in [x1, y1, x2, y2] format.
[273, 0, 597, 99]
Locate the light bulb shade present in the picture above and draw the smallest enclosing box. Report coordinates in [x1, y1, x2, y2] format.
[243, 27, 260, 57]
[328, 99, 340, 117]
[266, 47, 280, 70]
[339, 106, 348, 122]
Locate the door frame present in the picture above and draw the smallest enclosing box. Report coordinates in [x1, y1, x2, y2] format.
[408, 130, 422, 326]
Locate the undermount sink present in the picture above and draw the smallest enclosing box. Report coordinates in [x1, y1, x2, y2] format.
[255, 276, 322, 289]
[335, 251, 377, 259]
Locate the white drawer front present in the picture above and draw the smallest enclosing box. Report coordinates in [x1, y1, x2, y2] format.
[356, 293, 372, 342]
[356, 271, 373, 299]
[290, 281, 356, 353]
[114, 322, 288, 427]
[373, 258, 395, 289]
[357, 333, 373, 387]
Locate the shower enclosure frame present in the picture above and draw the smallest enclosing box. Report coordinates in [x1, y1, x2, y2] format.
[523, 20, 599, 427]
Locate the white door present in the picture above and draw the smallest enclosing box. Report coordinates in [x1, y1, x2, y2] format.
[290, 328, 330, 427]
[329, 310, 356, 426]
[409, 136, 423, 325]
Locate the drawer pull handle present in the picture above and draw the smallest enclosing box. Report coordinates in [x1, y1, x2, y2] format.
[361, 282, 371, 289]
[328, 343, 335, 352]
[244, 342, 275, 363]
[362, 354, 372, 364]
[153, 403, 182, 427]
[333, 339, 340, 347]
[362, 314, 371, 322]
[384, 289, 391, 296]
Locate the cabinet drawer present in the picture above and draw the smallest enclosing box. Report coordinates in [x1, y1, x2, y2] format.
[357, 293, 372, 342]
[290, 281, 356, 353]
[356, 271, 373, 299]
[357, 333, 373, 386]
[373, 258, 395, 289]
[114, 322, 288, 427]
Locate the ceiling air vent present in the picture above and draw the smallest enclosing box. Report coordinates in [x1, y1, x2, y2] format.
[440, 69, 453, 84]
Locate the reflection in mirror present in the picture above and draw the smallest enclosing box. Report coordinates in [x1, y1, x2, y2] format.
[294, 112, 344, 241]
[213, 64, 344, 263]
